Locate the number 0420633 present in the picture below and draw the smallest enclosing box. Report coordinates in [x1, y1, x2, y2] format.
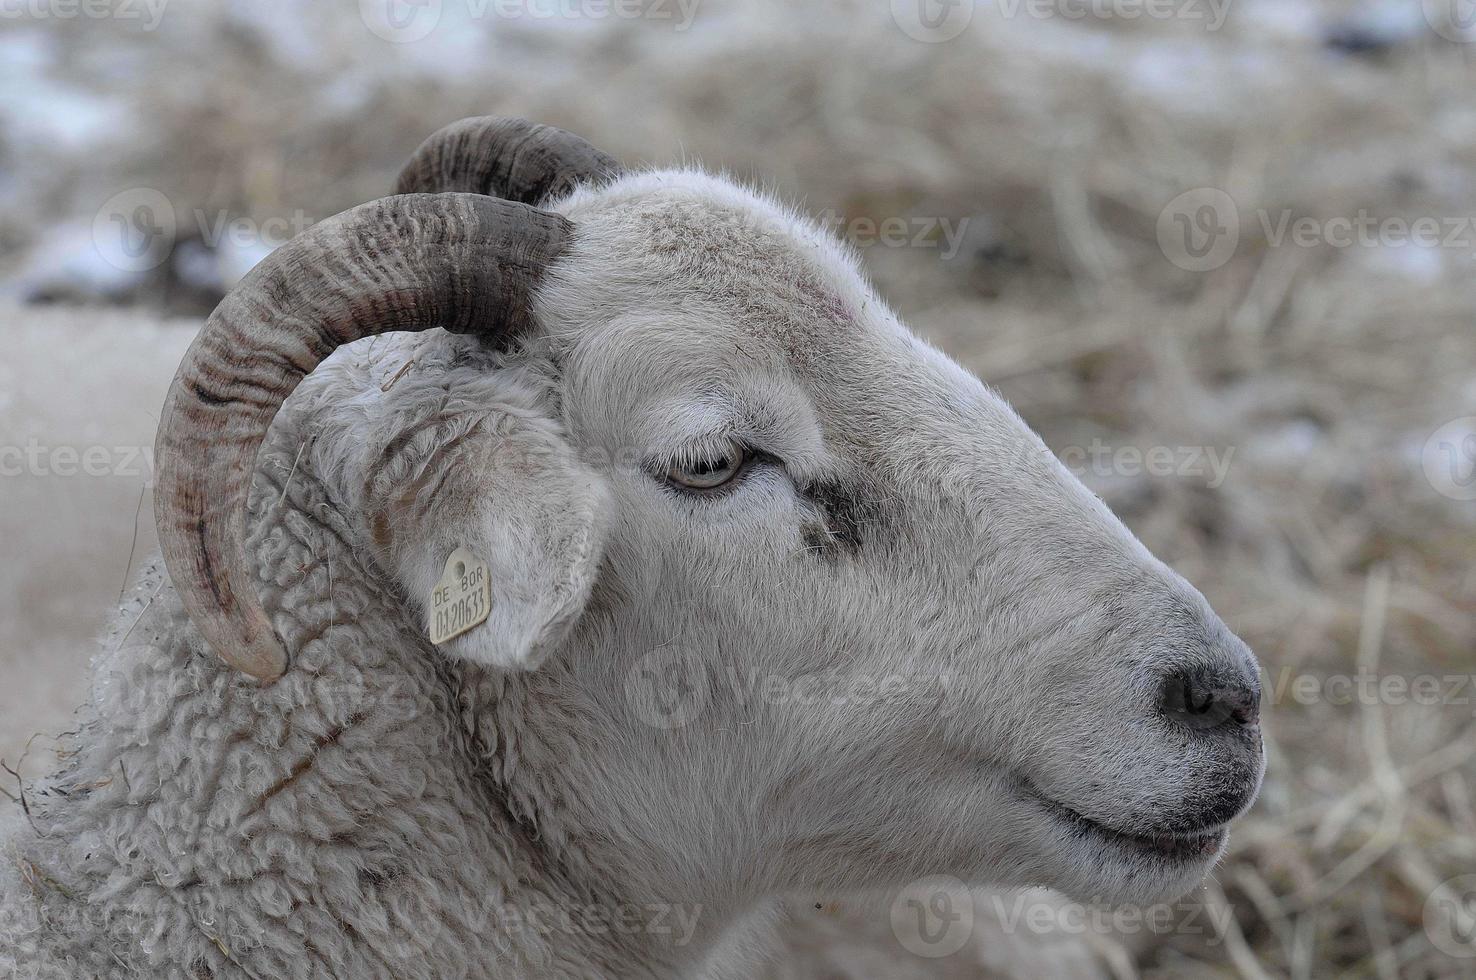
[428, 547, 492, 645]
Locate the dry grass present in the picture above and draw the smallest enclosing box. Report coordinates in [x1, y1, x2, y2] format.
[3, 0, 1476, 975]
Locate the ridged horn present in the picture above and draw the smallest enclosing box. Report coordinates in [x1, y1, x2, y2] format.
[395, 116, 620, 204]
[154, 193, 572, 681]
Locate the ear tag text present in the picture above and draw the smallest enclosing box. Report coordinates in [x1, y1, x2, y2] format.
[429, 547, 492, 645]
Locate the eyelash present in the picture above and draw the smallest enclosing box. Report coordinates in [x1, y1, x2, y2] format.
[658, 443, 776, 497]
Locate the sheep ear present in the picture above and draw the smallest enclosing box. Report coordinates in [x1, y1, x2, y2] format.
[398, 451, 612, 671]
[344, 371, 613, 672]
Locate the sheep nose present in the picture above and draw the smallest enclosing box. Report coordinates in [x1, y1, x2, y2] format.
[1159, 666, 1260, 731]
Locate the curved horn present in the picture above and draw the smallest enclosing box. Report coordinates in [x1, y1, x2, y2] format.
[154, 193, 572, 681]
[395, 116, 620, 204]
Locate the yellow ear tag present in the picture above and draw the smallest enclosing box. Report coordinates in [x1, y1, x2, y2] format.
[428, 547, 491, 645]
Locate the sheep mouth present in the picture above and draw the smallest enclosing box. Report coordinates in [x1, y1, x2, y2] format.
[1019, 782, 1227, 863]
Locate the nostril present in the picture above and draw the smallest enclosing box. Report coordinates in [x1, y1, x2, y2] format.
[1160, 668, 1260, 731]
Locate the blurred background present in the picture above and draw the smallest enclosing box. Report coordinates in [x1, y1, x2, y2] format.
[3, 0, 1476, 975]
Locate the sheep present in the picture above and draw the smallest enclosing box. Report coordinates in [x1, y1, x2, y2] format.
[0, 116, 1265, 979]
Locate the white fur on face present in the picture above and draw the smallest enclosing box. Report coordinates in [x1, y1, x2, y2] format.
[494, 170, 1263, 910]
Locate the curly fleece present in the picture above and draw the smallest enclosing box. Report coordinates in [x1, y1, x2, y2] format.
[0, 355, 664, 979]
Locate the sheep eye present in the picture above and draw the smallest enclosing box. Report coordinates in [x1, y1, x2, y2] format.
[666, 443, 747, 491]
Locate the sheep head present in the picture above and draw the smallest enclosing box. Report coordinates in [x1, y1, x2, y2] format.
[154, 118, 1264, 915]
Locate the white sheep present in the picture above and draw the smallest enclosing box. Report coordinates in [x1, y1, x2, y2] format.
[0, 117, 1264, 979]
